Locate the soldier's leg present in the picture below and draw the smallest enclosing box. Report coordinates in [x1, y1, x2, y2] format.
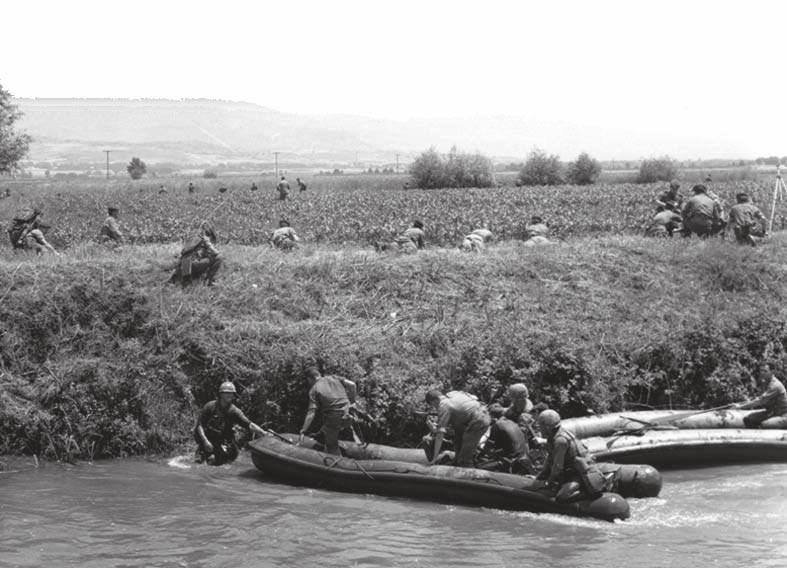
[743, 409, 770, 428]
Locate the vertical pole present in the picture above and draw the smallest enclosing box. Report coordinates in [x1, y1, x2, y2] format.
[770, 165, 783, 234]
[104, 150, 111, 179]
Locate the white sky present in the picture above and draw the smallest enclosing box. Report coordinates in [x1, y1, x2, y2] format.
[2, 0, 786, 158]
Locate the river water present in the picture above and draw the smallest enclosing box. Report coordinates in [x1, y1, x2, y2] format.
[1, 454, 785, 568]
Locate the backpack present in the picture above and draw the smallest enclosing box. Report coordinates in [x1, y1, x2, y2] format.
[560, 430, 608, 498]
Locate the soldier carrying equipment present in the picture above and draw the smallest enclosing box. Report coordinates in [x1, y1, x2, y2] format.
[169, 223, 222, 287]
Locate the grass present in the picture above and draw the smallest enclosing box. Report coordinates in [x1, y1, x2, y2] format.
[2, 233, 786, 460]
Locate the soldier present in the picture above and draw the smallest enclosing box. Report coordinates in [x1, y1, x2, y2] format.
[681, 184, 724, 238]
[276, 176, 291, 200]
[194, 381, 267, 465]
[296, 177, 307, 192]
[250, 182, 258, 192]
[425, 389, 491, 467]
[188, 181, 196, 193]
[480, 403, 534, 474]
[299, 367, 357, 455]
[271, 219, 300, 250]
[734, 363, 787, 428]
[375, 220, 426, 253]
[727, 193, 766, 246]
[99, 206, 124, 246]
[655, 179, 684, 211]
[460, 228, 494, 251]
[7, 208, 59, 256]
[645, 204, 683, 237]
[169, 223, 222, 287]
[524, 216, 551, 246]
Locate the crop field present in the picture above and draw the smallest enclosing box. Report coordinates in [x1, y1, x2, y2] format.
[0, 174, 782, 251]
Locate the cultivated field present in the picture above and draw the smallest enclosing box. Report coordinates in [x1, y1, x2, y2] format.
[0, 174, 782, 250]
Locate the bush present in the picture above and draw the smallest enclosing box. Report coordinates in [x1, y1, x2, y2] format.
[203, 169, 218, 179]
[127, 157, 147, 180]
[636, 156, 678, 184]
[566, 152, 602, 185]
[517, 148, 564, 186]
[409, 146, 495, 189]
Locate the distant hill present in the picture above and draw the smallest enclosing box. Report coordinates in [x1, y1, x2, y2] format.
[13, 98, 747, 168]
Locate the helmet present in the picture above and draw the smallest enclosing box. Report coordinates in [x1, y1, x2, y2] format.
[508, 383, 529, 400]
[537, 409, 561, 431]
[218, 381, 237, 394]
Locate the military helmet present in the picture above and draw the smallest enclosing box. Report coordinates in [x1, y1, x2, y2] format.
[218, 381, 237, 394]
[508, 383, 529, 400]
[537, 409, 561, 431]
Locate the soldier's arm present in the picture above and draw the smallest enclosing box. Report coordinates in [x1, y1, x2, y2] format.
[547, 437, 569, 484]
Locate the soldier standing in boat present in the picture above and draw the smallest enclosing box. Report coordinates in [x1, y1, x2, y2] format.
[299, 367, 358, 455]
[424, 389, 491, 467]
[734, 363, 787, 428]
[194, 381, 267, 465]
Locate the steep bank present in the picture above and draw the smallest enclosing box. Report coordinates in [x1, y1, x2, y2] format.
[1, 236, 786, 461]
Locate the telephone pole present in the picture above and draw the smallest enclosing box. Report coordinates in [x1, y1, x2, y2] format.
[103, 150, 111, 179]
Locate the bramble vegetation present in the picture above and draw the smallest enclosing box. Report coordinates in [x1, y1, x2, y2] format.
[566, 152, 602, 185]
[0, 82, 32, 174]
[1, 234, 786, 461]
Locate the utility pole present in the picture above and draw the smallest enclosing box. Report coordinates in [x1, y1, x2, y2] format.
[274, 151, 279, 179]
[103, 150, 111, 179]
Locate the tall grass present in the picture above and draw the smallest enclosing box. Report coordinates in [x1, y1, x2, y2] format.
[2, 235, 786, 460]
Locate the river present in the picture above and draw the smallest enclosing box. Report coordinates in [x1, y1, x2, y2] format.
[1, 454, 785, 568]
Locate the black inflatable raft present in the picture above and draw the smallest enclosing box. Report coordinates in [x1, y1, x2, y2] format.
[249, 435, 631, 522]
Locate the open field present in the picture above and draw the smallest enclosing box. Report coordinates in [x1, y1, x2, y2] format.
[1, 175, 783, 251]
[2, 233, 786, 461]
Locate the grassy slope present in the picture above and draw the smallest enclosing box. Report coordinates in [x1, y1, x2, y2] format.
[1, 235, 786, 460]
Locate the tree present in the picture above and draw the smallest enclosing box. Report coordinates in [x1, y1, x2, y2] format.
[566, 152, 602, 185]
[636, 156, 678, 184]
[409, 146, 495, 189]
[517, 148, 564, 186]
[127, 157, 147, 180]
[0, 83, 32, 174]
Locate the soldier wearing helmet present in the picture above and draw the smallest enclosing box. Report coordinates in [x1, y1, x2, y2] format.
[194, 381, 267, 465]
[504, 383, 534, 425]
[424, 389, 491, 467]
[536, 409, 593, 490]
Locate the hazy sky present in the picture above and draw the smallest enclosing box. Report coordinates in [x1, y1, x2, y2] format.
[2, 0, 785, 158]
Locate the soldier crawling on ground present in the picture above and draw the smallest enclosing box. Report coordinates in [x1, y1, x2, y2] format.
[7, 208, 59, 256]
[270, 219, 300, 251]
[375, 220, 426, 253]
[524, 216, 552, 246]
[168, 223, 222, 287]
[460, 228, 494, 252]
[645, 204, 683, 238]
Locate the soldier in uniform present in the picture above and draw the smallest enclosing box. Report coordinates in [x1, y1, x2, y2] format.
[169, 223, 222, 286]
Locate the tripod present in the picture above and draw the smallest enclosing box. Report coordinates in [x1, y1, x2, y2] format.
[769, 165, 787, 233]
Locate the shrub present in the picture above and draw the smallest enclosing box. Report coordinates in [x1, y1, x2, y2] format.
[409, 146, 495, 189]
[517, 148, 564, 186]
[127, 157, 147, 180]
[566, 152, 602, 185]
[636, 156, 678, 184]
[203, 169, 218, 179]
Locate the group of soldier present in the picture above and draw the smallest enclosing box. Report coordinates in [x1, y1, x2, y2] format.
[195, 360, 787, 503]
[646, 178, 768, 246]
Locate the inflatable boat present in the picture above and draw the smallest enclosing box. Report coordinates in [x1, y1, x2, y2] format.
[563, 409, 783, 439]
[581, 428, 787, 468]
[248, 435, 631, 522]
